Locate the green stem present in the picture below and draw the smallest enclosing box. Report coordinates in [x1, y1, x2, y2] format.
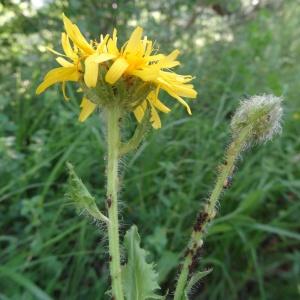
[106, 105, 124, 300]
[174, 127, 251, 300]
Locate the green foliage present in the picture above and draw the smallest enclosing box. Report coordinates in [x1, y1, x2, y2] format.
[0, 0, 300, 299]
[123, 225, 162, 300]
[0, 266, 52, 300]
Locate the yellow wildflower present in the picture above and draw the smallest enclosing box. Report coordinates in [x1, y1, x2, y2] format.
[36, 15, 197, 128]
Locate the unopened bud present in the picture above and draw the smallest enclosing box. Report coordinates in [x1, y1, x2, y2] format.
[231, 94, 283, 144]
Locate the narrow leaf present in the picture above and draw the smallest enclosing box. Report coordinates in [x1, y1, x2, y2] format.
[185, 269, 213, 299]
[0, 266, 52, 300]
[65, 162, 109, 223]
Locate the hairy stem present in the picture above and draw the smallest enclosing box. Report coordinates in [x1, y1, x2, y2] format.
[174, 127, 251, 300]
[106, 105, 124, 300]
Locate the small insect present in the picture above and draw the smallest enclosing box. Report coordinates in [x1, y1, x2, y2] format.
[193, 212, 209, 232]
[107, 195, 112, 208]
[223, 176, 233, 189]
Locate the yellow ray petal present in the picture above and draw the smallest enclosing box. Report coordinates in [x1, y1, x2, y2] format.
[94, 53, 116, 63]
[62, 14, 94, 55]
[131, 67, 159, 82]
[167, 49, 180, 60]
[62, 81, 70, 101]
[97, 34, 109, 52]
[84, 53, 115, 87]
[163, 87, 192, 115]
[107, 28, 119, 56]
[149, 101, 161, 129]
[158, 50, 180, 68]
[105, 57, 129, 84]
[163, 83, 197, 98]
[79, 97, 97, 122]
[84, 54, 99, 88]
[145, 54, 165, 62]
[153, 98, 170, 113]
[157, 75, 197, 98]
[112, 28, 117, 40]
[61, 33, 76, 59]
[47, 47, 65, 57]
[36, 67, 79, 94]
[56, 57, 74, 67]
[133, 101, 147, 123]
[125, 27, 143, 54]
[169, 84, 197, 98]
[148, 91, 171, 113]
[144, 39, 153, 56]
[44, 66, 77, 80]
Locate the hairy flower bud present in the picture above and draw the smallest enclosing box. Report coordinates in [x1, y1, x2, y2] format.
[231, 94, 283, 145]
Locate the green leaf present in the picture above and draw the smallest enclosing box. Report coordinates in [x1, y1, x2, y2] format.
[0, 266, 52, 300]
[123, 225, 162, 300]
[65, 162, 109, 223]
[184, 269, 213, 299]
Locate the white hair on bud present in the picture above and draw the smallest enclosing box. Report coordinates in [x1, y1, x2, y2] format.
[231, 94, 283, 144]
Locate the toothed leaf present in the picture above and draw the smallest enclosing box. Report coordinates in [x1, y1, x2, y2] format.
[123, 225, 162, 300]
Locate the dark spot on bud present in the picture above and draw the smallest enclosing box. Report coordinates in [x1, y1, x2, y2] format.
[109, 255, 112, 262]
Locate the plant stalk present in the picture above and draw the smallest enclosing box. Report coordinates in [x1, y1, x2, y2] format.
[174, 127, 251, 300]
[106, 105, 124, 300]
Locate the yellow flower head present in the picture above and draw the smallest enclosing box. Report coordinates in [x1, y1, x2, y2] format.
[36, 14, 197, 128]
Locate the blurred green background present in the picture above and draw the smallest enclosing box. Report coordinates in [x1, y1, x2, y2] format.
[0, 0, 299, 299]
